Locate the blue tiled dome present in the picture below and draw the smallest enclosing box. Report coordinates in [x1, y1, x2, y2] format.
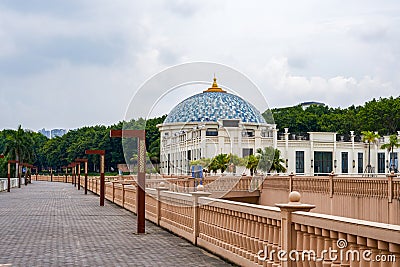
[164, 91, 266, 124]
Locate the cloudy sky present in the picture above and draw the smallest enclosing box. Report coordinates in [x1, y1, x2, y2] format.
[1, 0, 399, 131]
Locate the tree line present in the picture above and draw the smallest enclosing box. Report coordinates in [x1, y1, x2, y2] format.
[1, 96, 398, 177]
[191, 147, 287, 175]
[0, 116, 166, 177]
[267, 96, 400, 135]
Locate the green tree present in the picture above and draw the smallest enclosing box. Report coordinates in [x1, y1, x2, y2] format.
[3, 125, 34, 176]
[256, 147, 274, 173]
[381, 135, 400, 172]
[269, 148, 286, 173]
[268, 96, 400, 136]
[211, 153, 230, 173]
[245, 154, 259, 176]
[362, 130, 380, 172]
[208, 158, 219, 174]
[256, 147, 286, 174]
[190, 158, 211, 168]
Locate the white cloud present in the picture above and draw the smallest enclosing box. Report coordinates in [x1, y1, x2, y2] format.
[0, 0, 399, 130]
[258, 57, 394, 108]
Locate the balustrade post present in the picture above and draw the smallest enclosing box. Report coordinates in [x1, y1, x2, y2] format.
[387, 171, 395, 203]
[155, 182, 169, 226]
[289, 172, 294, 192]
[7, 162, 10, 192]
[191, 184, 211, 245]
[329, 171, 335, 198]
[276, 191, 316, 267]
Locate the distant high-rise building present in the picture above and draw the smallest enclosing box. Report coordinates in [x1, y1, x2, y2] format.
[51, 129, 67, 138]
[38, 128, 67, 138]
[38, 128, 51, 138]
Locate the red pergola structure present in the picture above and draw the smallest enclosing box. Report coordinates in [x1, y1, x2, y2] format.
[74, 160, 81, 191]
[21, 163, 34, 185]
[110, 129, 146, 234]
[7, 160, 19, 192]
[85, 150, 105, 206]
[32, 166, 38, 181]
[75, 158, 88, 195]
[61, 166, 67, 183]
[68, 162, 77, 186]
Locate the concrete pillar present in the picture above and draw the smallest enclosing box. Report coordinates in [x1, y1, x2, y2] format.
[284, 128, 289, 163]
[387, 171, 395, 203]
[289, 172, 294, 192]
[191, 184, 211, 245]
[351, 131, 355, 174]
[155, 182, 169, 226]
[276, 191, 316, 267]
[273, 126, 278, 149]
[329, 171, 336, 198]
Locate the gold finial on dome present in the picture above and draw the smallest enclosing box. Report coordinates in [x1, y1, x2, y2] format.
[203, 76, 227, 93]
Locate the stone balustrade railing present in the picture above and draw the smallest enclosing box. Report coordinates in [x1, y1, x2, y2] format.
[36, 174, 263, 196]
[33, 175, 400, 266]
[263, 173, 400, 200]
[0, 178, 20, 191]
[68, 176, 399, 267]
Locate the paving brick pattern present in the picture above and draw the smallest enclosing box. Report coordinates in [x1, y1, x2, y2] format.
[0, 182, 233, 267]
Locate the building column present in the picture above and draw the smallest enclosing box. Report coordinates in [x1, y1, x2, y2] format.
[351, 131, 355, 174]
[310, 133, 314, 176]
[273, 126, 278, 149]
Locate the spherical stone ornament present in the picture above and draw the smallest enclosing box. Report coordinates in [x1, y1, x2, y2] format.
[289, 191, 301, 203]
[197, 184, 205, 191]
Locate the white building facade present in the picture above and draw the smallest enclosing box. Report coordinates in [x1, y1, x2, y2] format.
[278, 129, 400, 176]
[158, 78, 399, 176]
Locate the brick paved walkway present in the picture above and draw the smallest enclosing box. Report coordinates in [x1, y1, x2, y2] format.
[0, 182, 233, 267]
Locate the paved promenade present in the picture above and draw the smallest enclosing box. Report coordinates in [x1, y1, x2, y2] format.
[0, 182, 232, 267]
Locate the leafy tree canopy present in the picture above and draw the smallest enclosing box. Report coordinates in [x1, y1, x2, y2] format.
[267, 96, 400, 135]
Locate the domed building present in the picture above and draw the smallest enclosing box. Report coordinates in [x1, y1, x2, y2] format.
[158, 77, 400, 176]
[158, 78, 277, 175]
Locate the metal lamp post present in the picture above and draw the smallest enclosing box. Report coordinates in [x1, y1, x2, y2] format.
[76, 158, 88, 193]
[85, 150, 105, 206]
[7, 160, 19, 192]
[109, 129, 146, 234]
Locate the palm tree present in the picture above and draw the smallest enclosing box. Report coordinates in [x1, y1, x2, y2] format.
[256, 147, 274, 173]
[361, 130, 380, 173]
[381, 135, 400, 172]
[3, 125, 34, 177]
[208, 158, 219, 174]
[256, 147, 286, 174]
[211, 153, 230, 173]
[269, 148, 287, 173]
[246, 154, 259, 176]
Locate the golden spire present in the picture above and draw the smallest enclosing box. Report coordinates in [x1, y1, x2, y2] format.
[203, 76, 227, 93]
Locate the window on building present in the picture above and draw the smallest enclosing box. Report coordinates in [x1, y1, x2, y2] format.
[222, 120, 239, 127]
[358, 153, 363, 174]
[314, 152, 332, 175]
[206, 128, 218, 136]
[243, 148, 253, 157]
[378, 153, 385, 173]
[389, 152, 398, 172]
[341, 152, 348, 173]
[295, 151, 304, 174]
[242, 130, 255, 137]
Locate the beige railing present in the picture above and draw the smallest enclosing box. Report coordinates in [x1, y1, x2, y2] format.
[37, 175, 400, 266]
[261, 172, 400, 225]
[86, 178, 400, 266]
[263, 172, 399, 199]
